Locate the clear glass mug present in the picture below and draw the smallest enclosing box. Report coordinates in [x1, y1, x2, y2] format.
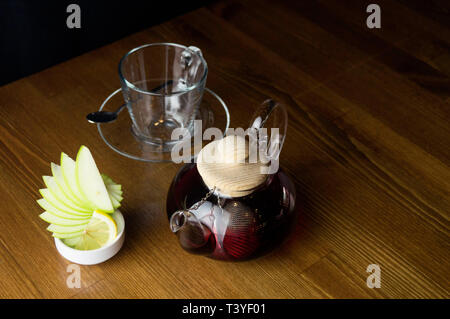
[119, 43, 208, 151]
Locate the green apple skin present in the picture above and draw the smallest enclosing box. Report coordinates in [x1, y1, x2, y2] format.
[39, 190, 91, 217]
[75, 146, 114, 213]
[51, 163, 92, 211]
[43, 176, 92, 213]
[37, 199, 91, 220]
[39, 212, 90, 226]
[61, 152, 94, 210]
[47, 223, 88, 234]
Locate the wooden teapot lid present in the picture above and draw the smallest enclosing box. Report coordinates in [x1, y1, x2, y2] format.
[197, 135, 268, 197]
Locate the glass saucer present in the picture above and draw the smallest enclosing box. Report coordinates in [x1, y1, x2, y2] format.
[97, 88, 230, 162]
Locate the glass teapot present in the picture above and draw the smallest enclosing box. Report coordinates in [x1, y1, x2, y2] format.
[166, 100, 297, 261]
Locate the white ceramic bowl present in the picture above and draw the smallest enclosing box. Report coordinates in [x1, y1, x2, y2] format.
[54, 210, 125, 265]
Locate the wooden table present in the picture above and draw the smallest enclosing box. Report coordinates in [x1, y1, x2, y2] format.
[0, 0, 448, 298]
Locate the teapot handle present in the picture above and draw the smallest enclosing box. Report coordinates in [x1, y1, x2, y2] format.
[249, 99, 288, 164]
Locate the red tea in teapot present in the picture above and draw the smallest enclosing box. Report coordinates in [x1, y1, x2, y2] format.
[166, 163, 297, 260]
[166, 100, 298, 261]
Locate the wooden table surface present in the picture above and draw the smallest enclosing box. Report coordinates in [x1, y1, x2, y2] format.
[0, 0, 449, 299]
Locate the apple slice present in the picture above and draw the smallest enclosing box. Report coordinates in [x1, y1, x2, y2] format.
[42, 176, 91, 213]
[76, 146, 113, 213]
[102, 174, 123, 210]
[62, 236, 83, 247]
[39, 189, 91, 217]
[110, 197, 121, 209]
[111, 193, 123, 201]
[51, 163, 88, 208]
[39, 212, 90, 226]
[109, 185, 122, 192]
[61, 152, 93, 210]
[37, 199, 91, 220]
[52, 231, 85, 239]
[47, 223, 88, 234]
[110, 194, 122, 209]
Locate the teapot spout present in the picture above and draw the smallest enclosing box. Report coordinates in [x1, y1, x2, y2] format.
[169, 209, 189, 234]
[169, 210, 215, 255]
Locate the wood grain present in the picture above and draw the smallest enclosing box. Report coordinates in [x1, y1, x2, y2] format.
[0, 0, 448, 298]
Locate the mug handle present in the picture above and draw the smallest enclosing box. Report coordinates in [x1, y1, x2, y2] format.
[179, 46, 205, 88]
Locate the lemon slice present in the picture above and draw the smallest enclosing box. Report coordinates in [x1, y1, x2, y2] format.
[62, 210, 117, 250]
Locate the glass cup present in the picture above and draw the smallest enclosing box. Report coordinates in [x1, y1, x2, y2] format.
[119, 43, 208, 151]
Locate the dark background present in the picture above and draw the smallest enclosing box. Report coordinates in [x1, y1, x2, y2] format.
[0, 0, 210, 86]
